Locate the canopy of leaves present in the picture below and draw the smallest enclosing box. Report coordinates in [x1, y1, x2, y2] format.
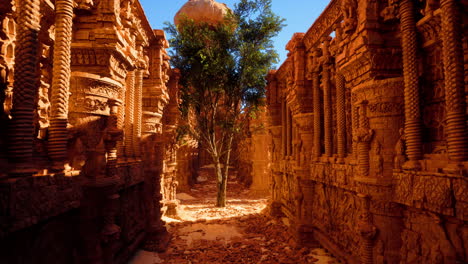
[164, 0, 285, 154]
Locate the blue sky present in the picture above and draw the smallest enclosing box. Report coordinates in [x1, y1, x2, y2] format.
[139, 0, 330, 66]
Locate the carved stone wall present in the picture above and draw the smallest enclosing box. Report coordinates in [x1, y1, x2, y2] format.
[266, 0, 468, 263]
[0, 1, 182, 263]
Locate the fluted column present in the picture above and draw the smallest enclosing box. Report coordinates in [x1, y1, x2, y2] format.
[400, 0, 422, 169]
[8, 0, 41, 174]
[312, 61, 321, 161]
[336, 73, 346, 163]
[440, 0, 468, 167]
[124, 71, 135, 158]
[49, 0, 74, 171]
[133, 69, 144, 158]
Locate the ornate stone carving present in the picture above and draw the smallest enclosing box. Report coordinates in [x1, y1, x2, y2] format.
[342, 0, 357, 34]
[400, 0, 423, 170]
[393, 128, 406, 172]
[440, 0, 468, 170]
[381, 0, 399, 22]
[354, 101, 374, 178]
[8, 0, 41, 174]
[49, 0, 74, 171]
[336, 73, 346, 162]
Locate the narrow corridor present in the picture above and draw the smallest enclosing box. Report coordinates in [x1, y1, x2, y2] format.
[129, 176, 338, 264]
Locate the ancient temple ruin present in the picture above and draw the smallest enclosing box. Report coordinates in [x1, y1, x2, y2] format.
[0, 0, 199, 262]
[1, 0, 467, 263]
[265, 0, 468, 263]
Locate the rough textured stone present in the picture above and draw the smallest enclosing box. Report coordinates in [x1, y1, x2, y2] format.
[174, 0, 231, 26]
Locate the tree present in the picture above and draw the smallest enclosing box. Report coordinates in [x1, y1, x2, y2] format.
[165, 0, 285, 207]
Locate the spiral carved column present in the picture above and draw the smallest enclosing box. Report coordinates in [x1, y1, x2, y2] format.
[352, 104, 359, 160]
[124, 70, 135, 158]
[133, 69, 144, 158]
[323, 64, 333, 158]
[358, 194, 377, 264]
[48, 0, 74, 170]
[440, 0, 468, 167]
[282, 100, 287, 157]
[356, 101, 373, 177]
[105, 99, 122, 178]
[322, 38, 333, 158]
[312, 68, 321, 161]
[336, 73, 346, 163]
[400, 0, 422, 169]
[117, 83, 126, 158]
[8, 0, 41, 173]
[285, 106, 290, 156]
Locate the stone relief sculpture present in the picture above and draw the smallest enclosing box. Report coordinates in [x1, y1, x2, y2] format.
[374, 141, 384, 177]
[0, 1, 192, 262]
[342, 0, 357, 34]
[265, 1, 468, 263]
[394, 128, 406, 172]
[381, 0, 399, 22]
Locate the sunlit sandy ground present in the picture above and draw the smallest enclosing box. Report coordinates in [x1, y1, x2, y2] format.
[129, 177, 338, 264]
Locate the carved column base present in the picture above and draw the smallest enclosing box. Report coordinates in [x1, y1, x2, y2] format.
[402, 160, 421, 171]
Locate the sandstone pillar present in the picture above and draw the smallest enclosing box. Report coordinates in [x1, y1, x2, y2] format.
[286, 106, 291, 156]
[282, 100, 287, 157]
[358, 194, 377, 264]
[336, 73, 346, 163]
[352, 105, 359, 160]
[48, 0, 74, 171]
[355, 101, 373, 177]
[124, 70, 135, 158]
[312, 50, 322, 161]
[117, 84, 126, 159]
[8, 0, 41, 174]
[105, 99, 123, 178]
[400, 0, 422, 169]
[322, 37, 333, 158]
[133, 69, 144, 158]
[440, 0, 468, 169]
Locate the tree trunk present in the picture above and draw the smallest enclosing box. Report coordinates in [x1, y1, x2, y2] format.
[216, 134, 233, 207]
[215, 160, 226, 207]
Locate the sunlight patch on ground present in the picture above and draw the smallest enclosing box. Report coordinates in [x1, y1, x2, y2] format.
[129, 179, 338, 263]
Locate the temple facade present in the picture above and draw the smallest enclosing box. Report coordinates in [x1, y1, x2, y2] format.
[0, 0, 198, 263]
[266, 0, 468, 263]
[1, 0, 468, 263]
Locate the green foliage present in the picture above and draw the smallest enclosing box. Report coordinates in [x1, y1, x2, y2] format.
[165, 0, 284, 122]
[164, 0, 284, 206]
[164, 0, 284, 185]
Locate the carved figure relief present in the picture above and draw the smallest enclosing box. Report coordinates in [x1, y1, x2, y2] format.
[342, 0, 357, 34]
[374, 141, 384, 177]
[394, 128, 407, 172]
[381, 0, 399, 22]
